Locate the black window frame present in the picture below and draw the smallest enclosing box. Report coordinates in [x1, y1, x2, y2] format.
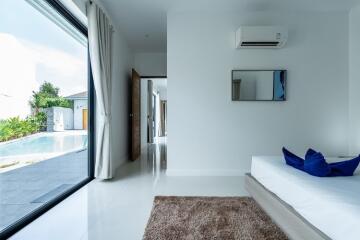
[0, 0, 95, 238]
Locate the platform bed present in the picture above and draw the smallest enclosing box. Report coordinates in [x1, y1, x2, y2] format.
[245, 173, 331, 240]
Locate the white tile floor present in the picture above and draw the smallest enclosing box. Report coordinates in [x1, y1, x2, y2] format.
[10, 138, 248, 240]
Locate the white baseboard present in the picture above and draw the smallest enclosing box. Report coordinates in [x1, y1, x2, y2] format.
[166, 169, 247, 177]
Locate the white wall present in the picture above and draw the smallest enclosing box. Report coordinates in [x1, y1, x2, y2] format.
[45, 107, 73, 132]
[134, 52, 167, 76]
[153, 78, 167, 100]
[255, 72, 273, 100]
[140, 79, 149, 148]
[158, 90, 167, 100]
[167, 11, 349, 176]
[154, 91, 161, 138]
[110, 26, 134, 172]
[349, 4, 360, 155]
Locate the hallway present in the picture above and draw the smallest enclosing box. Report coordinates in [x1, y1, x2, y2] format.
[11, 138, 247, 240]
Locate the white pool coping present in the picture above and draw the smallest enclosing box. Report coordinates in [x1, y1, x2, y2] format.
[0, 130, 87, 146]
[0, 130, 88, 173]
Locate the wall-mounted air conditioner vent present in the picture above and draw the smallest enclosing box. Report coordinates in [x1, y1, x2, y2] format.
[236, 26, 288, 49]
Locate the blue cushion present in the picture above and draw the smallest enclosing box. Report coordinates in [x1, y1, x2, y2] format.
[282, 147, 360, 177]
[305, 148, 317, 159]
[328, 156, 360, 177]
[304, 151, 331, 177]
[282, 147, 304, 170]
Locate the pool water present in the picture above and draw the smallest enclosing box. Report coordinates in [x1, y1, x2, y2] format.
[0, 133, 88, 157]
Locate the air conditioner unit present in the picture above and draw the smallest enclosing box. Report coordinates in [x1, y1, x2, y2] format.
[235, 26, 288, 49]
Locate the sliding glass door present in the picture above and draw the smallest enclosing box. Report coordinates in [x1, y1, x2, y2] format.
[0, 0, 93, 238]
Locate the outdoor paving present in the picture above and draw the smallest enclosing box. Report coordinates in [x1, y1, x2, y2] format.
[0, 149, 88, 232]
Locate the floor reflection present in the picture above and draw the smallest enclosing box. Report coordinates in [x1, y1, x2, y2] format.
[142, 137, 167, 176]
[10, 136, 248, 240]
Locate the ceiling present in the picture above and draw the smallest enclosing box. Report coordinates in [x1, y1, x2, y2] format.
[85, 0, 360, 52]
[98, 0, 169, 53]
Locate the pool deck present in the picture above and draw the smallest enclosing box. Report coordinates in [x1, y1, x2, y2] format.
[0, 149, 88, 232]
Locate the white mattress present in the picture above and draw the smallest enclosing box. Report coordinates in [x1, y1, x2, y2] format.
[251, 156, 360, 240]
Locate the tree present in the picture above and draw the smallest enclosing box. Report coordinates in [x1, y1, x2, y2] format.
[39, 81, 59, 97]
[29, 82, 73, 113]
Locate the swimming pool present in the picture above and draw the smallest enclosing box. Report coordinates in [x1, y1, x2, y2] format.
[0, 132, 87, 158]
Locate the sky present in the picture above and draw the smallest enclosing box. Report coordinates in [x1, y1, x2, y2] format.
[0, 0, 87, 119]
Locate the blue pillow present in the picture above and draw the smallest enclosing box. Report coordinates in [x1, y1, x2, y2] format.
[305, 148, 317, 159]
[282, 147, 304, 170]
[304, 150, 331, 177]
[305, 148, 360, 176]
[328, 156, 360, 177]
[282, 147, 360, 177]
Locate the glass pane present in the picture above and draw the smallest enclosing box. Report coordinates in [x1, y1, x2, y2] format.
[0, 0, 88, 233]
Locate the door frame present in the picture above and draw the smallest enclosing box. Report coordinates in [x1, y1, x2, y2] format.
[140, 76, 167, 144]
[141, 75, 167, 79]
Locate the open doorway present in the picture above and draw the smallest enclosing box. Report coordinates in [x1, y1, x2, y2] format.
[140, 77, 167, 146]
[138, 77, 167, 171]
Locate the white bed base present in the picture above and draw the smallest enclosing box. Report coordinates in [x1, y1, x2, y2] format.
[245, 173, 331, 240]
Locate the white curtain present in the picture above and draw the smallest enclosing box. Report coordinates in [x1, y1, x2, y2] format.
[87, 1, 113, 179]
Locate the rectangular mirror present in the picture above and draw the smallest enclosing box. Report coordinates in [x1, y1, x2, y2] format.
[232, 70, 286, 101]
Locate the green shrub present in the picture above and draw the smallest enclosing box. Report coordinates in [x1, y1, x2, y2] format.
[34, 112, 47, 131]
[43, 97, 73, 108]
[0, 113, 47, 142]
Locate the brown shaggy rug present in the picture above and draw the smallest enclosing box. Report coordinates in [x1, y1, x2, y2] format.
[143, 196, 288, 240]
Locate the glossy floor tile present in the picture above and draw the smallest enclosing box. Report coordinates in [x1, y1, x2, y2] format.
[10, 137, 248, 240]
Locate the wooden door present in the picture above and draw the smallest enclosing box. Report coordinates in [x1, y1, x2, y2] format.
[82, 109, 88, 130]
[131, 69, 141, 161]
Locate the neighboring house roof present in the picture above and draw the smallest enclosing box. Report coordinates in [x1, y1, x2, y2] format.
[65, 91, 88, 100]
